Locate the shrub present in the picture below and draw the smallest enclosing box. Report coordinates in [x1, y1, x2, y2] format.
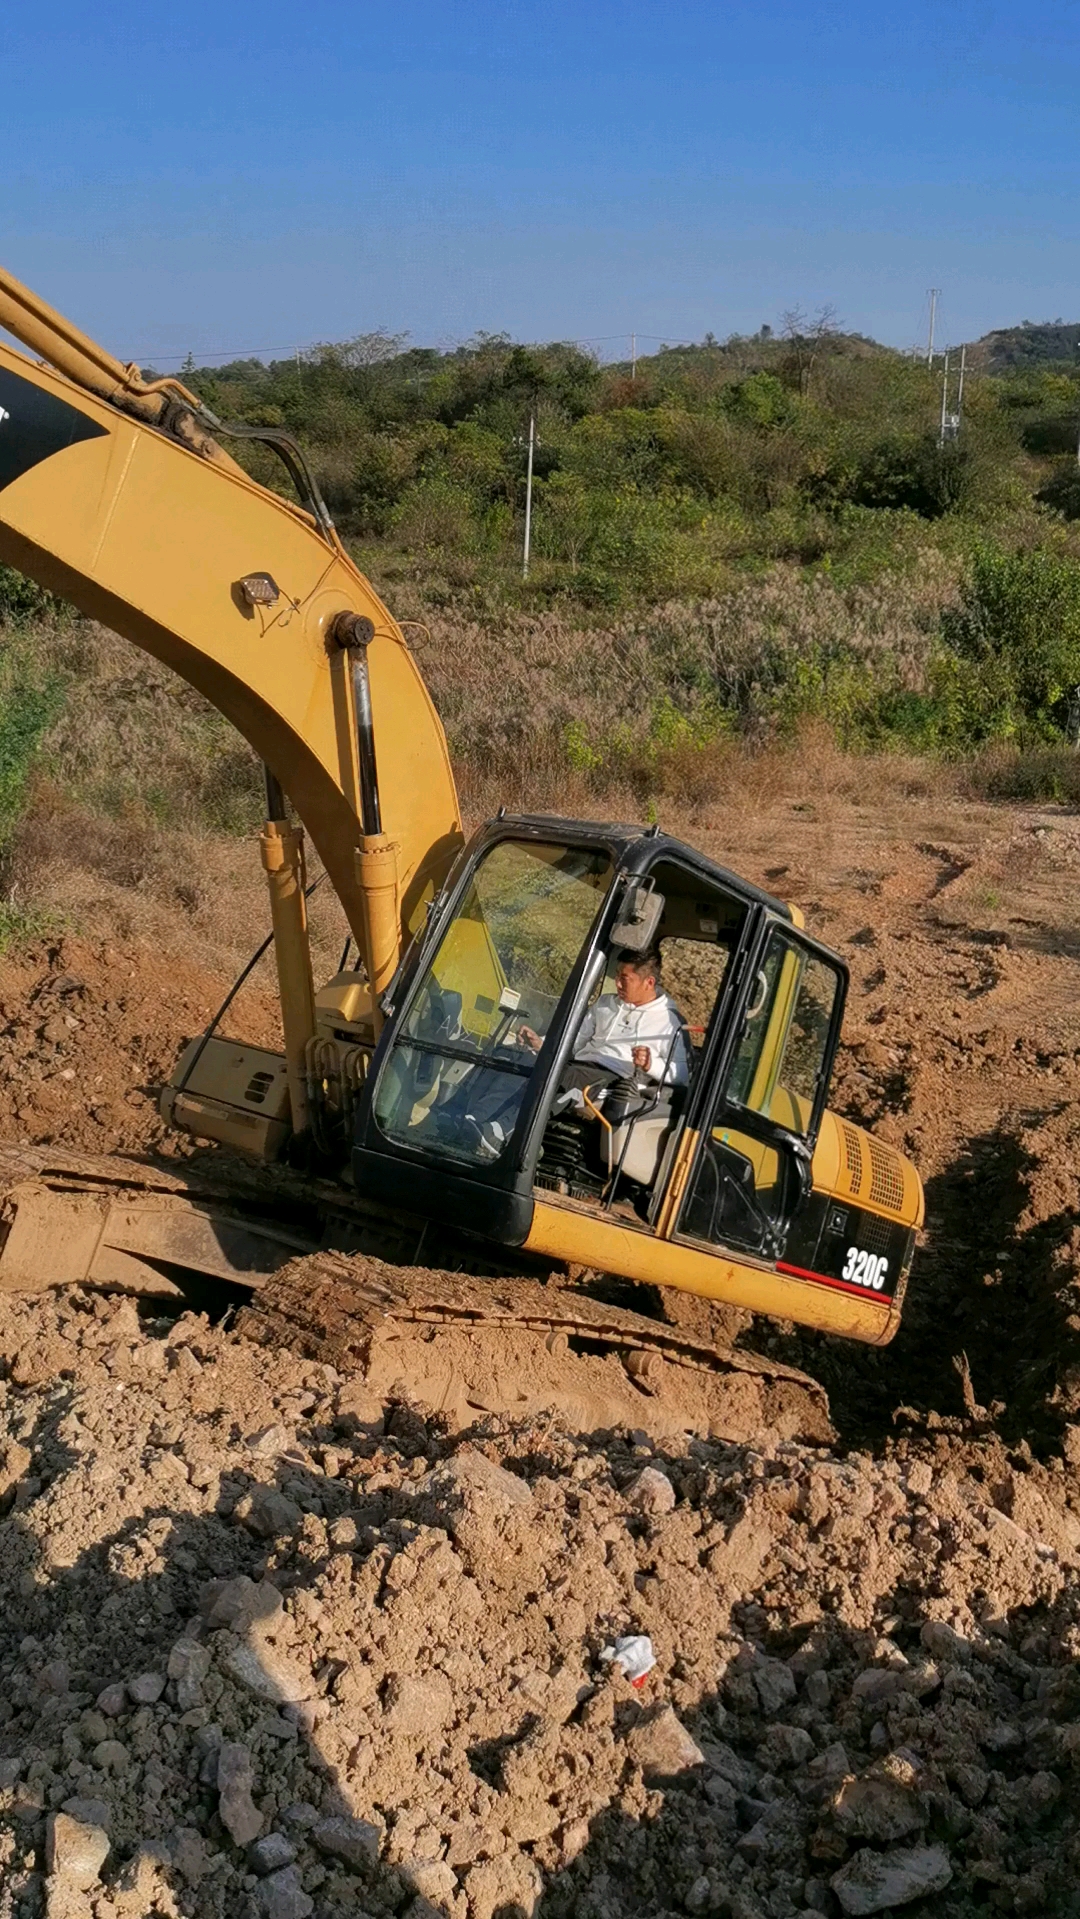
[939, 543, 1080, 741]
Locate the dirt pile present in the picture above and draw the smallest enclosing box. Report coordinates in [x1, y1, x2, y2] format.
[2, 1287, 1080, 1917]
[0, 934, 279, 1159]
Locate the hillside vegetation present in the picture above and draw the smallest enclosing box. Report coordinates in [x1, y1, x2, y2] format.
[4, 314, 1080, 939]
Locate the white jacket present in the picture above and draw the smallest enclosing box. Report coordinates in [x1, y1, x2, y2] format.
[574, 992, 690, 1086]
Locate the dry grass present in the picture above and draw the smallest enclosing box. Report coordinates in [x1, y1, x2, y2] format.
[0, 569, 989, 1007]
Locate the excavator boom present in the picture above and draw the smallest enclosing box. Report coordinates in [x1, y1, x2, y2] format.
[0, 262, 464, 951]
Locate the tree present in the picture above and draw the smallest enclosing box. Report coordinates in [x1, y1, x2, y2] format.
[780, 305, 840, 397]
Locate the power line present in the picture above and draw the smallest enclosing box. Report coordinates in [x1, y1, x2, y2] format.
[130, 328, 703, 369]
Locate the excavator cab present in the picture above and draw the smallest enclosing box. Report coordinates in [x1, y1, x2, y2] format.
[352, 816, 921, 1344]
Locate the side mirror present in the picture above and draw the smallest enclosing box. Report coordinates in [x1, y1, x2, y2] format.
[612, 883, 665, 952]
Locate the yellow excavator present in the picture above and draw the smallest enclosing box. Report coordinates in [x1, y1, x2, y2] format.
[0, 263, 923, 1429]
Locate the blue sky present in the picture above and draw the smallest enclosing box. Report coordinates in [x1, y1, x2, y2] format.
[2, 0, 1079, 364]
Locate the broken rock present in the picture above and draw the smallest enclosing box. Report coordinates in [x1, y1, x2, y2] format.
[201, 1573, 284, 1634]
[126, 1670, 165, 1705]
[626, 1703, 704, 1776]
[222, 1640, 312, 1705]
[830, 1753, 925, 1843]
[624, 1465, 677, 1513]
[831, 1845, 953, 1915]
[260, 1864, 314, 1919]
[45, 1812, 110, 1891]
[217, 1741, 263, 1847]
[312, 1813, 382, 1870]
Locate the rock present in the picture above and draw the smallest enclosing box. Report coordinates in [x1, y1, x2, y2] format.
[245, 1422, 292, 1457]
[172, 1827, 212, 1887]
[36, 1658, 70, 1695]
[626, 1704, 705, 1776]
[805, 1669, 831, 1710]
[703, 1742, 759, 1792]
[406, 1860, 458, 1903]
[625, 1466, 677, 1513]
[906, 1461, 933, 1496]
[239, 1485, 302, 1538]
[60, 1798, 109, 1830]
[950, 1763, 988, 1808]
[830, 1758, 924, 1843]
[336, 1377, 384, 1429]
[312, 1814, 382, 1869]
[982, 1721, 1023, 1753]
[919, 1620, 970, 1664]
[91, 1740, 128, 1773]
[464, 1850, 543, 1919]
[282, 1802, 320, 1831]
[217, 1741, 263, 1847]
[1020, 1770, 1061, 1819]
[200, 1574, 284, 1634]
[95, 1683, 127, 1718]
[249, 1832, 297, 1875]
[45, 1812, 109, 1890]
[419, 1446, 534, 1525]
[832, 1846, 952, 1915]
[126, 1671, 165, 1705]
[752, 1657, 797, 1716]
[167, 1637, 211, 1710]
[222, 1640, 312, 1705]
[109, 1843, 174, 1909]
[759, 1723, 814, 1769]
[0, 1438, 31, 1500]
[260, 1864, 314, 1919]
[382, 1671, 453, 1738]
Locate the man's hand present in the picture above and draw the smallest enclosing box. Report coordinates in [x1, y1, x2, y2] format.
[518, 1025, 543, 1052]
[631, 1044, 652, 1073]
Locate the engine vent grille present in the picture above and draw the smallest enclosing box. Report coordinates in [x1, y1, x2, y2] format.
[869, 1138, 906, 1212]
[842, 1122, 864, 1191]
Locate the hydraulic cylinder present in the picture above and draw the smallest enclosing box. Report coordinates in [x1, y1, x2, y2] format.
[259, 818, 318, 1135]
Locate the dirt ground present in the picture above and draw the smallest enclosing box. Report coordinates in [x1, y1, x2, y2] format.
[3, 776, 1080, 1915]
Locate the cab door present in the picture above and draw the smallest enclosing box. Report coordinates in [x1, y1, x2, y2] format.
[674, 924, 845, 1259]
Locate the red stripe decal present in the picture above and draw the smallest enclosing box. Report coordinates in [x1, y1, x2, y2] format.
[777, 1259, 892, 1303]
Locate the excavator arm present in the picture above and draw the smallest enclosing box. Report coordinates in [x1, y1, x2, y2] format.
[0, 264, 464, 963]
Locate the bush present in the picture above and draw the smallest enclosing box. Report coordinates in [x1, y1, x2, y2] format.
[939, 543, 1080, 741]
[0, 632, 66, 849]
[0, 567, 65, 625]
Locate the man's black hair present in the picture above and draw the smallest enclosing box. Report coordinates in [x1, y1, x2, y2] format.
[616, 947, 663, 985]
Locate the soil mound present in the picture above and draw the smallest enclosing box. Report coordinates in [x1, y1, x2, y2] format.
[2, 1287, 1080, 1916]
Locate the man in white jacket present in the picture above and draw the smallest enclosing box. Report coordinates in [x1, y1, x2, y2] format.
[519, 950, 690, 1101]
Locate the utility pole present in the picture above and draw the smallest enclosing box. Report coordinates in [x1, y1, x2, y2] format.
[631, 333, 637, 381]
[522, 411, 535, 580]
[926, 289, 940, 366]
[939, 350, 950, 446]
[956, 343, 966, 415]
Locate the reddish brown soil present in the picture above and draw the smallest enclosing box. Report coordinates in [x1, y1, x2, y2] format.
[2, 785, 1080, 1914]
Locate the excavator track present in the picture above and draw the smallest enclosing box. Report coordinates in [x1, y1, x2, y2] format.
[0, 1144, 833, 1442]
[236, 1249, 817, 1386]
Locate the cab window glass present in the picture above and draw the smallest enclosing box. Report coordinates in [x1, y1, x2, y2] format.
[726, 933, 839, 1137]
[374, 839, 612, 1166]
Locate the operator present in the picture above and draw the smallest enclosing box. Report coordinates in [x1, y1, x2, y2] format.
[519, 949, 690, 1104]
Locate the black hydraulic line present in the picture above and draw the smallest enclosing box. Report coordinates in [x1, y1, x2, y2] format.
[174, 870, 327, 1096]
[195, 409, 336, 539]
